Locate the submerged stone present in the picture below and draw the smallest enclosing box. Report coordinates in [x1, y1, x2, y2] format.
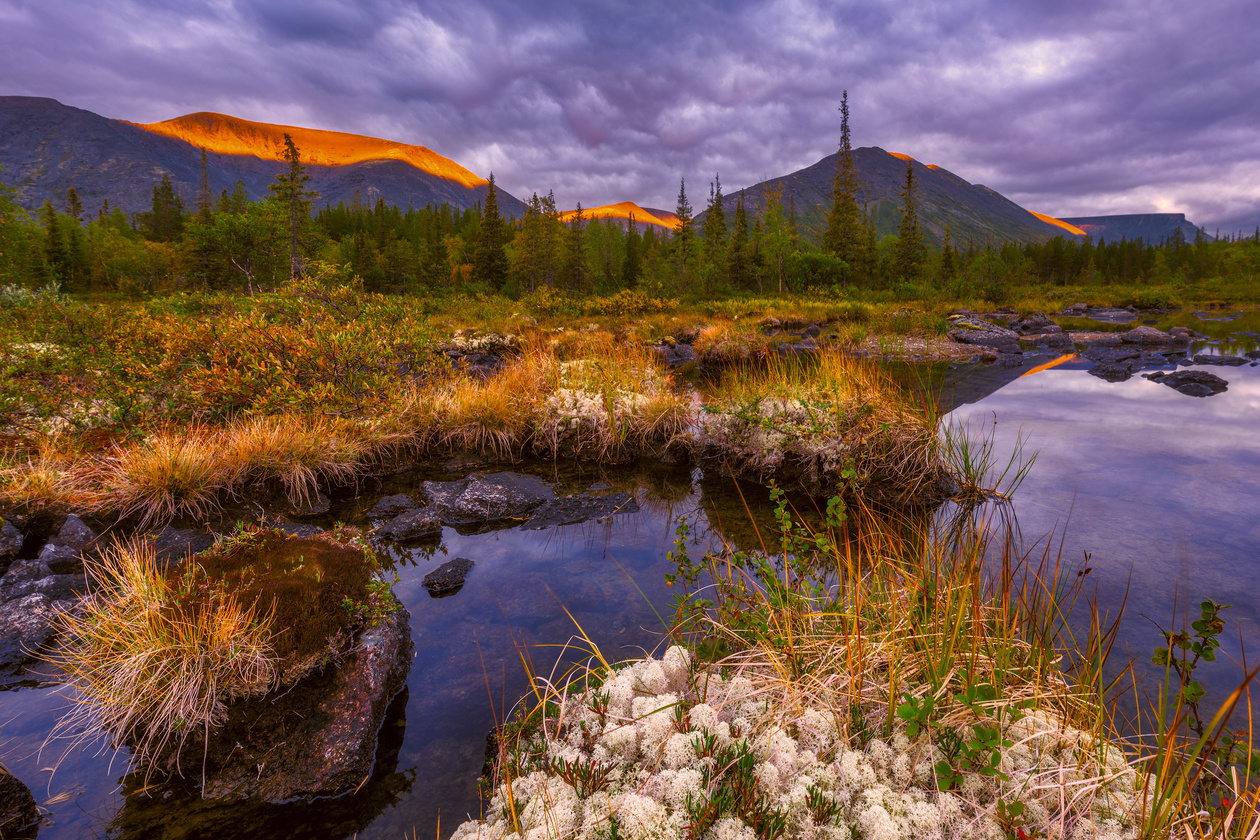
[1146, 369, 1229, 397]
[368, 494, 420, 520]
[1192, 353, 1249, 366]
[423, 557, 474, 597]
[375, 508, 442, 543]
[522, 492, 640, 530]
[0, 766, 40, 838]
[422, 472, 554, 525]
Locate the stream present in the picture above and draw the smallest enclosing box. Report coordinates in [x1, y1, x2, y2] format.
[2, 310, 1258, 839]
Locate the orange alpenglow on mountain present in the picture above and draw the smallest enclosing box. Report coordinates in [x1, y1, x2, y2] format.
[559, 202, 679, 230]
[1028, 212, 1087, 236]
[134, 112, 487, 188]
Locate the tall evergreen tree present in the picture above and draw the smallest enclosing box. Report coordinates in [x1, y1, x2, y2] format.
[823, 90, 862, 282]
[196, 148, 214, 224]
[702, 175, 727, 285]
[939, 223, 957, 284]
[729, 191, 752, 290]
[268, 133, 319, 280]
[143, 174, 185, 243]
[471, 175, 509, 290]
[562, 202, 589, 292]
[622, 213, 641, 288]
[65, 187, 83, 223]
[40, 200, 69, 284]
[894, 158, 925, 283]
[672, 178, 696, 284]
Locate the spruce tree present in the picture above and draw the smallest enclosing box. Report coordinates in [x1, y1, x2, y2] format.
[823, 91, 862, 281]
[269, 133, 319, 280]
[622, 213, 641, 288]
[729, 191, 752, 290]
[144, 174, 185, 243]
[940, 224, 957, 284]
[702, 175, 727, 286]
[894, 158, 924, 283]
[563, 202, 589, 292]
[672, 178, 696, 284]
[196, 148, 214, 224]
[65, 187, 83, 223]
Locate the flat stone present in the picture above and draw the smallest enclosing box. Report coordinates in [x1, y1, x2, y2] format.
[149, 526, 217, 568]
[375, 509, 442, 542]
[0, 592, 60, 677]
[522, 492, 641, 530]
[367, 494, 420, 520]
[422, 472, 554, 525]
[1121, 325, 1172, 344]
[1089, 361, 1134, 382]
[1082, 345, 1140, 363]
[1192, 353, 1248, 366]
[1020, 332, 1074, 350]
[1146, 369, 1228, 397]
[423, 557, 474, 597]
[290, 491, 332, 517]
[792, 337, 819, 353]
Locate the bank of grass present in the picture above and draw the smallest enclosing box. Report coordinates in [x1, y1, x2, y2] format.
[459, 497, 1260, 840]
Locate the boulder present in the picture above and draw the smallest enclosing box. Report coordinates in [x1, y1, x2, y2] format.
[194, 598, 414, 802]
[1146, 370, 1229, 397]
[0, 520, 22, 575]
[1192, 353, 1249, 366]
[651, 342, 698, 367]
[368, 494, 420, 520]
[289, 491, 332, 517]
[32, 514, 99, 575]
[0, 767, 40, 838]
[375, 509, 442, 543]
[1009, 312, 1062, 335]
[422, 472, 555, 526]
[423, 557, 474, 597]
[0, 592, 64, 681]
[803, 324, 823, 338]
[522, 492, 641, 530]
[1088, 362, 1134, 382]
[947, 316, 1022, 355]
[1121, 325, 1173, 344]
[792, 337, 820, 353]
[52, 514, 95, 552]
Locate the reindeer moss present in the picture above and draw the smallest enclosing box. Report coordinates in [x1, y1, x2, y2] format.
[170, 528, 378, 683]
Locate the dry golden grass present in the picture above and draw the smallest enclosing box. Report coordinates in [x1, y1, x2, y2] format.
[104, 428, 233, 526]
[222, 414, 369, 506]
[48, 539, 278, 776]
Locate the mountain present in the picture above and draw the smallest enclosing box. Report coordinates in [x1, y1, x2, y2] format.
[0, 96, 525, 218]
[558, 202, 676, 231]
[702, 147, 1072, 246]
[1057, 214, 1209, 244]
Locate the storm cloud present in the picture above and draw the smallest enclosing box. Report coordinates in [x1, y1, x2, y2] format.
[2, 0, 1257, 232]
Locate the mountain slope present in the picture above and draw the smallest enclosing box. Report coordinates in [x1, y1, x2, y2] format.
[0, 96, 524, 218]
[559, 201, 676, 231]
[706, 147, 1070, 246]
[1058, 214, 1208, 244]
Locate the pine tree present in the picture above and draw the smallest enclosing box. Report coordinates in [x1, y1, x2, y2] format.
[563, 202, 589, 292]
[65, 187, 83, 223]
[894, 158, 924, 283]
[622, 213, 641, 288]
[196, 148, 214, 224]
[268, 133, 319, 280]
[940, 224, 957, 284]
[40, 200, 68, 284]
[471, 175, 509, 290]
[823, 91, 862, 282]
[672, 178, 696, 284]
[701, 175, 727, 288]
[729, 191, 752, 290]
[143, 174, 185, 243]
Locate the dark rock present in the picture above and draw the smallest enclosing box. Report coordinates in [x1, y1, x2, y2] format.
[994, 354, 1025, 368]
[267, 518, 325, 538]
[1192, 353, 1248, 366]
[1084, 307, 1139, 324]
[374, 509, 442, 543]
[1146, 370, 1229, 397]
[150, 526, 217, 568]
[1065, 303, 1089, 314]
[0, 766, 40, 838]
[0, 592, 62, 679]
[948, 315, 1022, 355]
[1089, 362, 1134, 382]
[421, 472, 555, 525]
[1121, 325, 1173, 344]
[1009, 312, 1061, 335]
[792, 337, 819, 353]
[1082, 345, 1140, 363]
[0, 520, 22, 575]
[196, 597, 413, 801]
[652, 342, 698, 367]
[1020, 332, 1074, 351]
[0, 558, 53, 595]
[290, 491, 332, 517]
[1247, 350, 1260, 361]
[368, 494, 420, 520]
[523, 492, 640, 530]
[52, 514, 96, 552]
[423, 557, 474, 597]
[803, 324, 822, 338]
[35, 542, 81, 575]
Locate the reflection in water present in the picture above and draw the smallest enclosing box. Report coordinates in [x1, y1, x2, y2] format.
[3, 354, 1258, 839]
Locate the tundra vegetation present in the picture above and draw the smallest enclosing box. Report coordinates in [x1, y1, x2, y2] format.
[1, 155, 1258, 836]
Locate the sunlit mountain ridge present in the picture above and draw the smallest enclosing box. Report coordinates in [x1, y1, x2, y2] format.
[133, 112, 487, 189]
[559, 201, 678, 230]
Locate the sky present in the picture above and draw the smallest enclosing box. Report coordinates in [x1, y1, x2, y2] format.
[2, 0, 1259, 233]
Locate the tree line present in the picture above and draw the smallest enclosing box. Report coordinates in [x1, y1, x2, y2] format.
[2, 118, 1257, 300]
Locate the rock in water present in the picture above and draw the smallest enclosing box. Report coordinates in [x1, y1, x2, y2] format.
[1146, 370, 1228, 397]
[1192, 353, 1249, 366]
[375, 509, 442, 543]
[195, 597, 414, 801]
[423, 557, 474, 597]
[522, 492, 640, 530]
[368, 494, 420, 520]
[947, 315, 1023, 355]
[422, 472, 554, 525]
[0, 766, 40, 838]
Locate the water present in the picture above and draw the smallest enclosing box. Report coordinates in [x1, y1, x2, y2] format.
[3, 321, 1258, 839]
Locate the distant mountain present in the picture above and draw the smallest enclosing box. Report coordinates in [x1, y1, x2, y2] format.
[559, 201, 676, 231]
[1057, 214, 1209, 245]
[0, 96, 525, 218]
[703, 147, 1071, 246]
